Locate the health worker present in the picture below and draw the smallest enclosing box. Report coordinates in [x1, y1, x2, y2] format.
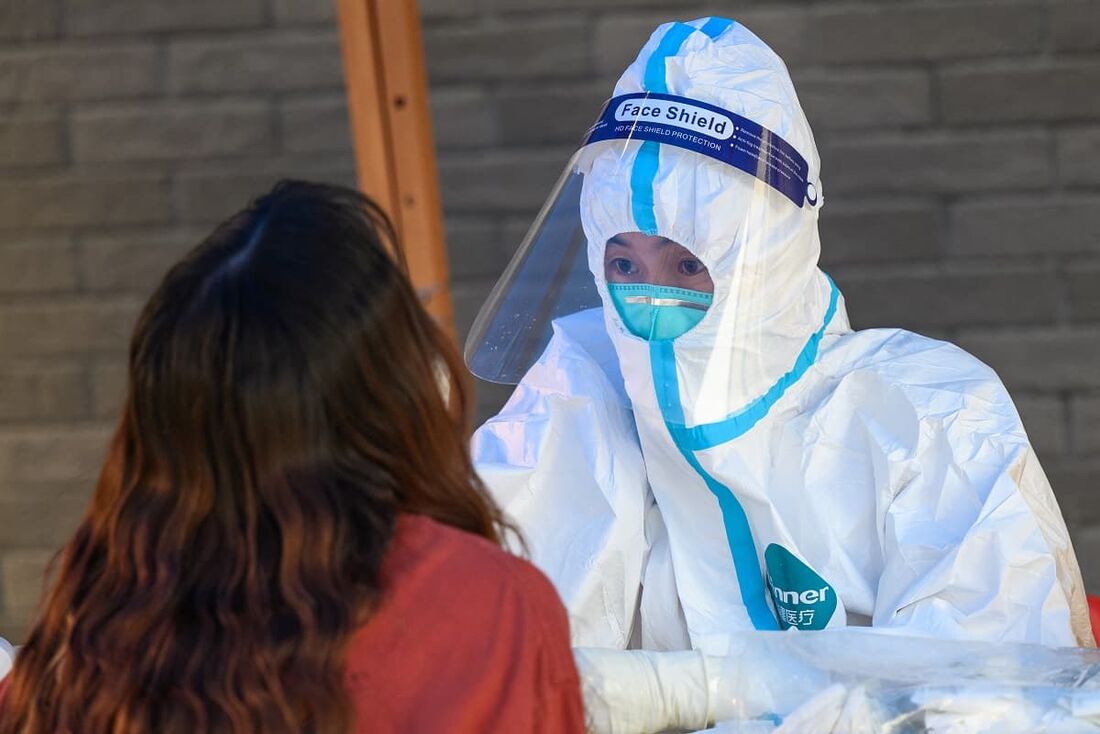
[466, 17, 1093, 655]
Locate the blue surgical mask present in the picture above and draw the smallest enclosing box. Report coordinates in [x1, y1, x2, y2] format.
[607, 283, 713, 341]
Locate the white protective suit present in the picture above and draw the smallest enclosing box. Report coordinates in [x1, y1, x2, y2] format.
[471, 17, 1092, 656]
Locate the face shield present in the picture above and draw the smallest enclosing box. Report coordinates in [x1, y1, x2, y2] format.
[464, 91, 822, 387]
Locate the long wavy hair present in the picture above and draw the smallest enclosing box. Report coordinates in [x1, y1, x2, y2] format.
[0, 181, 510, 733]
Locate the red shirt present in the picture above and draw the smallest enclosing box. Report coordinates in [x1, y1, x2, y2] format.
[0, 515, 586, 733]
[344, 514, 586, 732]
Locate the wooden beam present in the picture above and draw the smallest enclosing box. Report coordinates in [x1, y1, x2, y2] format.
[336, 0, 454, 330]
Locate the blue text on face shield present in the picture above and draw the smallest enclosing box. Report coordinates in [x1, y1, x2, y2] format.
[608, 283, 712, 341]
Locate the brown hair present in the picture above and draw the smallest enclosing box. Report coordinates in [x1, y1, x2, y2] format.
[0, 181, 510, 733]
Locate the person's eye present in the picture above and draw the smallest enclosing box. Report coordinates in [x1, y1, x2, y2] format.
[679, 258, 704, 276]
[612, 258, 636, 275]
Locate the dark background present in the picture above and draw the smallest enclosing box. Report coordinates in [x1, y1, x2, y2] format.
[0, 0, 1098, 639]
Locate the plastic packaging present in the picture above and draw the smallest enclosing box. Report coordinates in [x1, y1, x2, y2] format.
[704, 631, 1100, 733]
[576, 631, 1100, 733]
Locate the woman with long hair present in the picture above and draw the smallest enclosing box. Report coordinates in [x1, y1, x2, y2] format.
[0, 181, 585, 733]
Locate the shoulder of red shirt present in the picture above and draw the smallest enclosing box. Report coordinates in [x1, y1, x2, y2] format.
[378, 513, 574, 659]
[0, 514, 579, 710]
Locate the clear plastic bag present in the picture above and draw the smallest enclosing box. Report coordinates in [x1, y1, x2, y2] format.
[699, 630, 1100, 733]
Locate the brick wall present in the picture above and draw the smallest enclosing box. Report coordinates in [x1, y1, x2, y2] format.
[0, 0, 1098, 639]
[0, 0, 357, 639]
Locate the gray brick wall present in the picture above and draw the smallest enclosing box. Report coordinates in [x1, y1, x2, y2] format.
[0, 0, 354, 640]
[0, 0, 1098, 640]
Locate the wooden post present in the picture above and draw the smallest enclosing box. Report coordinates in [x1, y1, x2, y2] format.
[336, 0, 454, 331]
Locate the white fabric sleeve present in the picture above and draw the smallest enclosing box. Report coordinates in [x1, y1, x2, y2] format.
[473, 331, 651, 649]
[639, 496, 692, 651]
[574, 647, 712, 734]
[573, 643, 830, 733]
[873, 402, 1091, 647]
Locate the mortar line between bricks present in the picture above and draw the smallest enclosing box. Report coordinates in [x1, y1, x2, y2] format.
[1064, 389, 1079, 457]
[60, 21, 299, 45]
[1054, 257, 1073, 327]
[0, 291, 145, 307]
[0, 421, 116, 435]
[64, 230, 88, 294]
[926, 59, 942, 128]
[261, 0, 276, 27]
[1039, 0, 1055, 60]
[270, 92, 285, 155]
[0, 415, 101, 432]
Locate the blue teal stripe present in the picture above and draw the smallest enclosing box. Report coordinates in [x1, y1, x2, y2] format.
[643, 23, 696, 93]
[670, 277, 841, 451]
[630, 141, 661, 235]
[629, 23, 697, 236]
[699, 17, 735, 40]
[652, 339, 779, 630]
[629, 19, 735, 240]
[649, 276, 840, 631]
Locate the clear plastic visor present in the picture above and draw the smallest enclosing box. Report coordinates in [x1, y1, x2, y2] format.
[463, 149, 603, 385]
[462, 145, 724, 385]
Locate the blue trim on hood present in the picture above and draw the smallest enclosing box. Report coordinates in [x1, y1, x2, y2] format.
[649, 276, 840, 632]
[699, 16, 735, 40]
[629, 23, 696, 234]
[671, 277, 840, 451]
[630, 142, 661, 236]
[651, 338, 778, 631]
[629, 18, 736, 237]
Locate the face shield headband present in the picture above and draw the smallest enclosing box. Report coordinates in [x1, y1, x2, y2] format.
[584, 91, 819, 212]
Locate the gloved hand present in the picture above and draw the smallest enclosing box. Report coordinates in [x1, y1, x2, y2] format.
[573, 637, 834, 734]
[574, 647, 712, 734]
